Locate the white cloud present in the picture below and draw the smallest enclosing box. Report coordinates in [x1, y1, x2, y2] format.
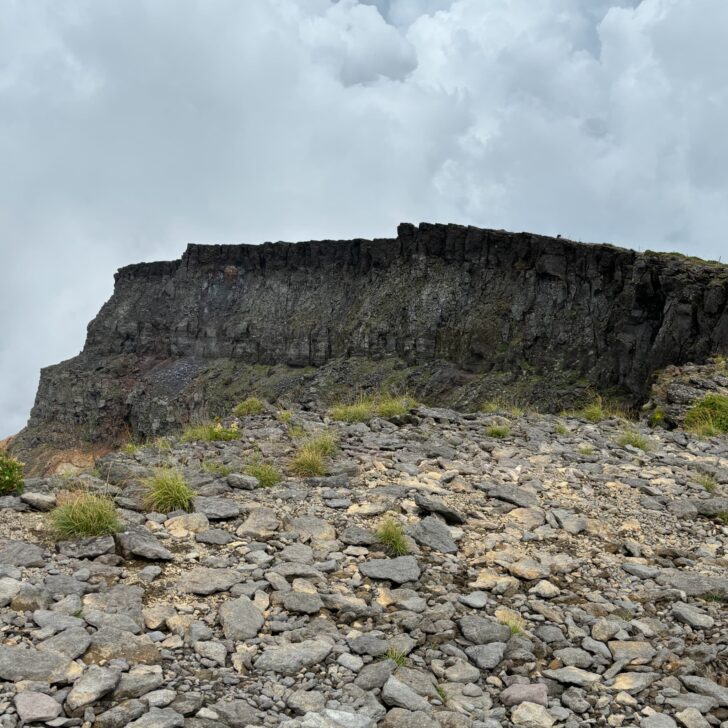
[1, 0, 727, 436]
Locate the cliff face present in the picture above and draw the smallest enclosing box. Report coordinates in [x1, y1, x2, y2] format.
[14, 222, 728, 470]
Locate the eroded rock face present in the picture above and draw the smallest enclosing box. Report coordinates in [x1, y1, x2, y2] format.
[12, 222, 728, 470]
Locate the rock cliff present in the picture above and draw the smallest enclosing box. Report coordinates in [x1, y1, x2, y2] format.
[13, 222, 728, 469]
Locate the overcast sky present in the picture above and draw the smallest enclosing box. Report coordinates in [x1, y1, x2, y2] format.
[1, 0, 727, 438]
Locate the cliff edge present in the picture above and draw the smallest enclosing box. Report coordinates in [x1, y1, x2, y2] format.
[13, 222, 728, 472]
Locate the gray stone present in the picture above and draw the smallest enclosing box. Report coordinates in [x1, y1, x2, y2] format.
[127, 708, 185, 728]
[182, 567, 242, 595]
[282, 591, 324, 614]
[0, 576, 22, 607]
[355, 659, 395, 690]
[114, 665, 165, 699]
[193, 496, 241, 520]
[485, 485, 539, 508]
[680, 676, 728, 707]
[0, 645, 73, 682]
[414, 493, 466, 524]
[0, 539, 45, 567]
[94, 699, 148, 728]
[465, 642, 507, 669]
[641, 715, 677, 728]
[255, 639, 332, 675]
[301, 710, 376, 728]
[237, 507, 280, 539]
[196, 528, 234, 545]
[409, 515, 457, 553]
[459, 615, 511, 644]
[500, 683, 549, 707]
[57, 535, 116, 558]
[14, 691, 62, 722]
[511, 701, 555, 728]
[672, 602, 714, 629]
[66, 665, 121, 712]
[542, 667, 601, 686]
[39, 626, 92, 659]
[227, 473, 259, 490]
[209, 699, 260, 727]
[219, 596, 265, 639]
[20, 491, 57, 511]
[360, 556, 421, 584]
[381, 676, 430, 711]
[115, 527, 173, 561]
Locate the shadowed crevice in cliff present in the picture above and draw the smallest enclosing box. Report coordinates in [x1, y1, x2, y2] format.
[12, 222, 728, 473]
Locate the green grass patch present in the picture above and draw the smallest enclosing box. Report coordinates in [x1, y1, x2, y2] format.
[695, 474, 717, 493]
[143, 469, 194, 512]
[435, 685, 449, 705]
[481, 400, 525, 417]
[51, 492, 121, 538]
[648, 408, 665, 428]
[578, 444, 595, 455]
[376, 517, 410, 556]
[277, 410, 293, 424]
[496, 607, 525, 635]
[715, 511, 728, 525]
[554, 422, 569, 435]
[684, 394, 728, 437]
[329, 394, 416, 422]
[202, 461, 232, 477]
[571, 395, 629, 423]
[121, 442, 140, 455]
[245, 461, 281, 488]
[485, 424, 511, 439]
[0, 451, 24, 495]
[289, 432, 337, 477]
[615, 430, 652, 451]
[383, 648, 407, 668]
[233, 397, 264, 417]
[182, 420, 240, 442]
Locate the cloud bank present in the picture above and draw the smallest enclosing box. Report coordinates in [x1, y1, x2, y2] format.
[1, 0, 727, 436]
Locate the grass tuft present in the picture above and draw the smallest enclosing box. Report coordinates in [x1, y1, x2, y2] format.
[202, 461, 232, 477]
[571, 395, 630, 423]
[233, 397, 264, 417]
[245, 460, 281, 488]
[435, 685, 449, 705]
[121, 442, 140, 455]
[376, 517, 410, 556]
[695, 474, 717, 493]
[615, 430, 651, 451]
[495, 606, 526, 635]
[51, 492, 121, 538]
[715, 511, 728, 525]
[182, 420, 239, 442]
[684, 394, 728, 438]
[578, 443, 595, 456]
[485, 424, 511, 439]
[383, 648, 407, 667]
[0, 451, 24, 495]
[143, 469, 194, 512]
[289, 432, 338, 477]
[277, 410, 293, 424]
[329, 394, 416, 423]
[554, 422, 569, 435]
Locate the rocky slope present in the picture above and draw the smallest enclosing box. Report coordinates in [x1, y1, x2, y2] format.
[12, 223, 728, 472]
[1, 404, 727, 728]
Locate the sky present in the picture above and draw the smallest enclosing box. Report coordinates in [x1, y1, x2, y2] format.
[1, 0, 727, 437]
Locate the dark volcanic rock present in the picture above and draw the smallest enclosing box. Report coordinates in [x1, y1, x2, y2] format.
[12, 222, 728, 470]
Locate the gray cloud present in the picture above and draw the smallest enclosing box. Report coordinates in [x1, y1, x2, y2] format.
[1, 0, 727, 437]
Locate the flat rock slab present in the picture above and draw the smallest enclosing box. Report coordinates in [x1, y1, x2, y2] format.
[193, 496, 241, 520]
[254, 639, 333, 675]
[115, 527, 173, 561]
[414, 492, 466, 524]
[484, 484, 539, 508]
[0, 645, 74, 683]
[219, 596, 265, 640]
[181, 567, 242, 595]
[14, 691, 62, 722]
[57, 535, 116, 559]
[127, 707, 185, 728]
[0, 539, 45, 567]
[66, 665, 121, 713]
[359, 556, 421, 584]
[408, 515, 457, 553]
[84, 628, 161, 665]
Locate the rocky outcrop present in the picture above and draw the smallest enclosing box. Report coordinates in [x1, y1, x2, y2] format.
[13, 222, 728, 469]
